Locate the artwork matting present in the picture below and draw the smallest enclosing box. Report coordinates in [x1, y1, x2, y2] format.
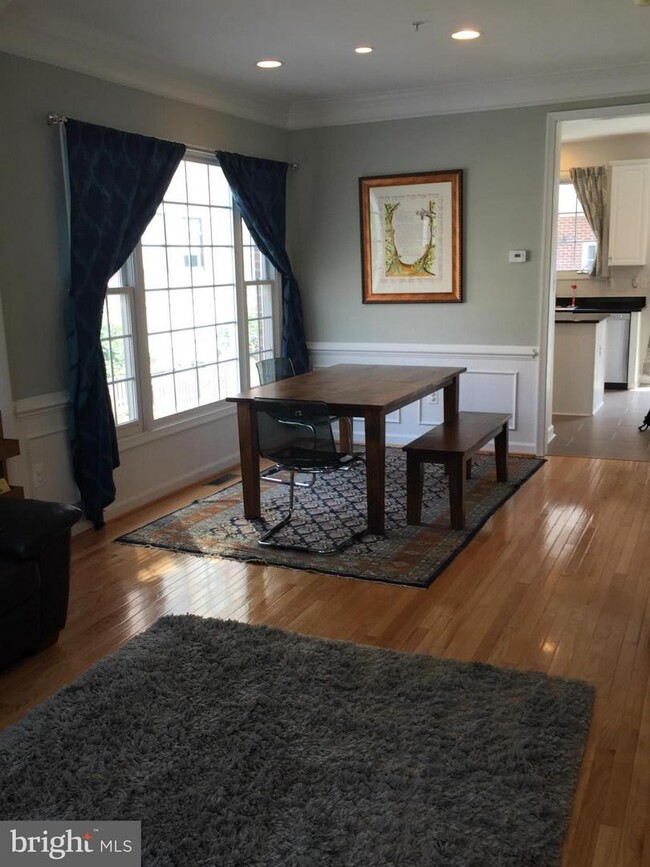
[359, 170, 463, 303]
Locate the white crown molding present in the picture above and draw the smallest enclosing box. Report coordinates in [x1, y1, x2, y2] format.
[287, 62, 650, 130]
[0, 10, 290, 129]
[1, 6, 649, 131]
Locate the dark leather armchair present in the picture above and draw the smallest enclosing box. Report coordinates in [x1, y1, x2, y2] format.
[0, 497, 82, 669]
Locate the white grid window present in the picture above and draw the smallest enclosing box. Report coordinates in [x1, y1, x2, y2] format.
[102, 155, 280, 430]
[556, 182, 597, 274]
[243, 221, 278, 386]
[101, 277, 139, 428]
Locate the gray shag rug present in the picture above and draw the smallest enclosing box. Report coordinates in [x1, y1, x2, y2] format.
[0, 616, 594, 867]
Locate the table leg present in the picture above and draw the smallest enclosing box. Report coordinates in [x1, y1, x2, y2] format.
[443, 375, 460, 422]
[339, 416, 353, 453]
[237, 403, 260, 518]
[364, 410, 386, 535]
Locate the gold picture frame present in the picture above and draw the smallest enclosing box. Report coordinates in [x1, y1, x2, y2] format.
[359, 169, 463, 303]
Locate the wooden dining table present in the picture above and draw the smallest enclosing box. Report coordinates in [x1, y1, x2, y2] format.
[226, 363, 466, 536]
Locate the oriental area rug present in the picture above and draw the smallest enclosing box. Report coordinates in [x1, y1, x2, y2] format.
[119, 449, 544, 588]
[0, 616, 594, 867]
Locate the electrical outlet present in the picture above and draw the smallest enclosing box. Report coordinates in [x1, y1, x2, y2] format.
[32, 462, 44, 488]
[427, 392, 439, 405]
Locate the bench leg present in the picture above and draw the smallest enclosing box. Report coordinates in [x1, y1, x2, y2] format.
[406, 454, 424, 525]
[448, 455, 467, 530]
[494, 423, 509, 482]
[466, 457, 472, 479]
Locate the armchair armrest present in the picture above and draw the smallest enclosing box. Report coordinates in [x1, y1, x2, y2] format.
[0, 499, 82, 560]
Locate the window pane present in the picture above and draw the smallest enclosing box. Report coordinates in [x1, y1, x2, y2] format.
[194, 286, 216, 326]
[146, 290, 171, 333]
[142, 247, 169, 289]
[213, 247, 235, 285]
[196, 326, 218, 364]
[101, 291, 138, 427]
[185, 161, 210, 205]
[167, 248, 193, 288]
[169, 289, 194, 329]
[218, 360, 239, 396]
[211, 207, 232, 245]
[152, 374, 176, 419]
[141, 210, 165, 246]
[112, 380, 138, 426]
[172, 329, 197, 371]
[164, 164, 187, 203]
[198, 364, 220, 405]
[209, 164, 231, 206]
[217, 323, 237, 360]
[109, 337, 130, 379]
[558, 183, 582, 214]
[107, 269, 125, 289]
[164, 203, 190, 246]
[191, 247, 214, 287]
[556, 182, 596, 272]
[148, 333, 173, 375]
[215, 285, 236, 323]
[174, 370, 199, 411]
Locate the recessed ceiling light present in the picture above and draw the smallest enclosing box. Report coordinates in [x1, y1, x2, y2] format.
[451, 29, 481, 40]
[355, 46, 373, 54]
[256, 59, 283, 69]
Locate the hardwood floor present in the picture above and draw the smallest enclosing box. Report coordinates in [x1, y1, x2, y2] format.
[1, 455, 648, 866]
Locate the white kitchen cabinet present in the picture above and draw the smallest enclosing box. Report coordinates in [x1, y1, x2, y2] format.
[608, 160, 650, 266]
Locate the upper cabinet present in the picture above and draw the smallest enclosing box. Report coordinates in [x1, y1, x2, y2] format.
[608, 160, 650, 266]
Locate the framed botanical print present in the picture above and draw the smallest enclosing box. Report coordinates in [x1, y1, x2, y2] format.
[359, 169, 463, 303]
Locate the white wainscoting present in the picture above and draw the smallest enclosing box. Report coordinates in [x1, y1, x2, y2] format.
[13, 393, 241, 524]
[12, 343, 540, 527]
[309, 342, 540, 454]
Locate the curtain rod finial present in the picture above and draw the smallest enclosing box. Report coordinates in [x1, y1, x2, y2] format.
[47, 113, 67, 125]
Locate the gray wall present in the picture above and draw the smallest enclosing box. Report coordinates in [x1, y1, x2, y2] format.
[288, 102, 650, 350]
[0, 51, 290, 401]
[288, 108, 549, 348]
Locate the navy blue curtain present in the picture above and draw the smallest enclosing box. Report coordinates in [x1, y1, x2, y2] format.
[65, 119, 185, 528]
[215, 151, 309, 373]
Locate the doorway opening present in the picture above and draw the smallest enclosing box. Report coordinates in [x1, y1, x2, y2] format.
[539, 103, 650, 461]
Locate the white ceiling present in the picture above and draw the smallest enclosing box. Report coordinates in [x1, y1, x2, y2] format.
[1, 0, 650, 128]
[562, 115, 650, 141]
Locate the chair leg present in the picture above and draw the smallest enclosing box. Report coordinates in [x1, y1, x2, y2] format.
[258, 469, 367, 554]
[258, 472, 296, 545]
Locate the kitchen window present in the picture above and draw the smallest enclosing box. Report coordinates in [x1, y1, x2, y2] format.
[556, 181, 598, 274]
[103, 154, 280, 434]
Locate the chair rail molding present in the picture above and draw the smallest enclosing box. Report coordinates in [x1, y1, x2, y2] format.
[13, 390, 240, 513]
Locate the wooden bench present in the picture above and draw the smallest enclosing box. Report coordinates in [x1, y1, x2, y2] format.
[403, 411, 511, 530]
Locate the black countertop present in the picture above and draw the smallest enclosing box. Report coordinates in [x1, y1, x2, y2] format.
[555, 295, 646, 313]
